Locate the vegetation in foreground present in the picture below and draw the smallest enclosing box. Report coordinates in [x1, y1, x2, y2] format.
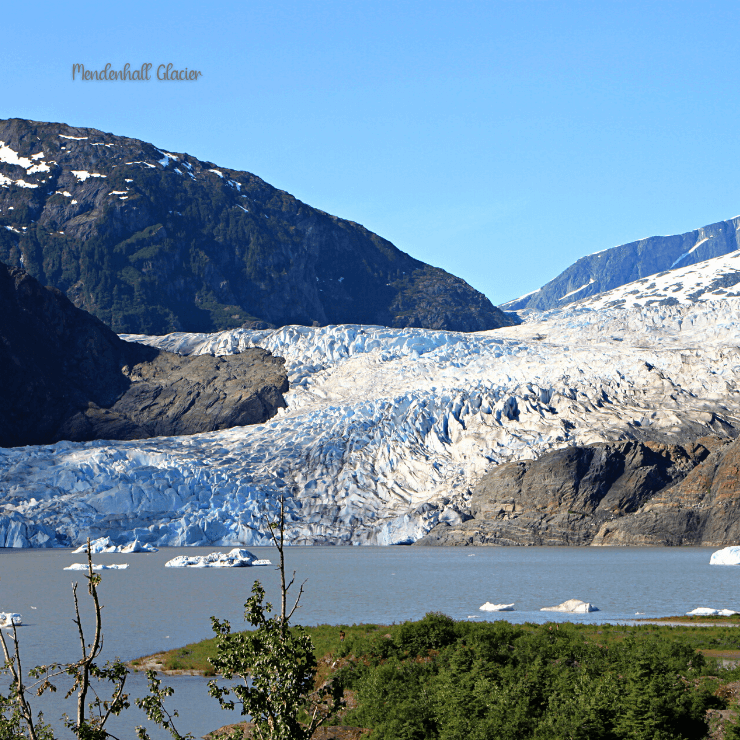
[138, 616, 740, 740]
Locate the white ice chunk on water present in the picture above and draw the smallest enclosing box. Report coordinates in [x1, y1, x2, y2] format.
[64, 563, 129, 571]
[73, 536, 157, 553]
[0, 613, 21, 626]
[120, 539, 158, 553]
[479, 602, 514, 611]
[710, 546, 740, 565]
[164, 548, 271, 568]
[73, 536, 117, 553]
[687, 607, 720, 616]
[686, 607, 739, 616]
[541, 599, 599, 613]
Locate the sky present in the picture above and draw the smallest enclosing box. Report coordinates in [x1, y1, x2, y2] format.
[3, 0, 740, 306]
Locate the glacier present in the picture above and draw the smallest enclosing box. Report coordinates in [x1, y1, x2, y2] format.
[3, 259, 740, 547]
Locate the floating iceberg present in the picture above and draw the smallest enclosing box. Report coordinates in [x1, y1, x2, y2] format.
[63, 563, 129, 571]
[479, 602, 515, 611]
[0, 612, 21, 627]
[164, 548, 271, 568]
[710, 546, 740, 565]
[541, 599, 599, 613]
[686, 607, 739, 617]
[73, 537, 158, 554]
[121, 539, 158, 553]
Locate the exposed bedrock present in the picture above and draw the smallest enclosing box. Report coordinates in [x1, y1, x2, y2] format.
[592, 435, 740, 546]
[0, 262, 288, 447]
[416, 437, 730, 546]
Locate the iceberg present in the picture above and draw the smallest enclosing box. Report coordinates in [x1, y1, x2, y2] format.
[63, 563, 129, 571]
[73, 537, 158, 554]
[541, 599, 599, 613]
[686, 607, 739, 616]
[710, 546, 740, 565]
[479, 602, 515, 611]
[164, 548, 271, 568]
[0, 612, 21, 627]
[120, 539, 158, 553]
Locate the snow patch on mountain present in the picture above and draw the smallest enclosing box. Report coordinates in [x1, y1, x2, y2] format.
[555, 250, 740, 311]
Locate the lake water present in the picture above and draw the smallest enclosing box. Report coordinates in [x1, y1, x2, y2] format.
[2, 545, 738, 738]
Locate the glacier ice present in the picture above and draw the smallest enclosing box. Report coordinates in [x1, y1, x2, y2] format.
[164, 548, 270, 568]
[479, 602, 515, 611]
[63, 563, 129, 571]
[0, 612, 21, 626]
[686, 607, 739, 616]
[3, 287, 740, 547]
[710, 546, 740, 565]
[73, 536, 158, 553]
[541, 599, 599, 613]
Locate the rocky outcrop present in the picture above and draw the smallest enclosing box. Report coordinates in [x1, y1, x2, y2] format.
[415, 438, 725, 546]
[592, 436, 740, 546]
[0, 118, 518, 334]
[0, 262, 288, 447]
[502, 217, 740, 312]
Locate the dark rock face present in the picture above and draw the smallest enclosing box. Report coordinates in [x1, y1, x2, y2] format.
[0, 262, 288, 447]
[0, 118, 518, 334]
[416, 438, 721, 546]
[592, 436, 740, 546]
[502, 218, 740, 312]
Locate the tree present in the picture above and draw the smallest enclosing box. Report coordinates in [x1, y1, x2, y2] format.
[207, 494, 342, 740]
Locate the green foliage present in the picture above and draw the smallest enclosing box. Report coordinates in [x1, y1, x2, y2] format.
[336, 619, 721, 740]
[0, 686, 54, 740]
[208, 581, 341, 740]
[135, 671, 194, 740]
[395, 612, 457, 656]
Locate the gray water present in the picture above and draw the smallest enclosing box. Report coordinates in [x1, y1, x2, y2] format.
[2, 545, 738, 738]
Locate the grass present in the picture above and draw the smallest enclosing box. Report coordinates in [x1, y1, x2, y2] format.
[637, 614, 740, 624]
[133, 623, 387, 675]
[131, 619, 740, 675]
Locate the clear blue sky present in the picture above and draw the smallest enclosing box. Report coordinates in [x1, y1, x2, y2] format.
[3, 0, 740, 305]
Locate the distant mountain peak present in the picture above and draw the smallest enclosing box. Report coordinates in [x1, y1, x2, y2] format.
[502, 216, 740, 313]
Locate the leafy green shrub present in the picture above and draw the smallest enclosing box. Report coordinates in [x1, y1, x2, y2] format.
[395, 612, 457, 656]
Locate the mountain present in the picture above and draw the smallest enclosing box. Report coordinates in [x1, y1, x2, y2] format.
[502, 216, 740, 312]
[0, 118, 517, 334]
[0, 261, 288, 448]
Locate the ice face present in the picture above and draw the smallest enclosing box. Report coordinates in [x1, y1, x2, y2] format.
[4, 295, 740, 548]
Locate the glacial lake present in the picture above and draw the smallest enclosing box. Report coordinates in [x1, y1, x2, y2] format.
[2, 545, 739, 738]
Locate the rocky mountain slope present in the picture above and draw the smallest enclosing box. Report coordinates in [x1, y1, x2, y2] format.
[415, 437, 724, 546]
[0, 261, 288, 448]
[502, 216, 740, 312]
[592, 435, 740, 546]
[0, 118, 516, 334]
